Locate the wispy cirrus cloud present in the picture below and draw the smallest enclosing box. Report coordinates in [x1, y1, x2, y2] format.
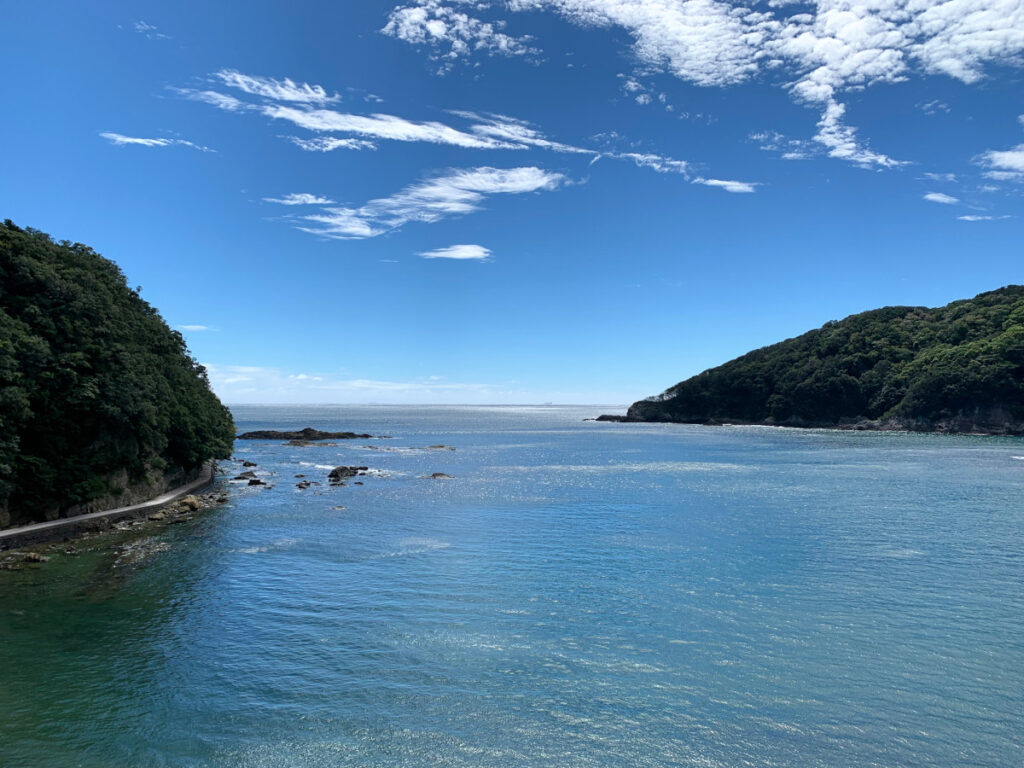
[264, 193, 336, 205]
[178, 324, 211, 332]
[286, 136, 378, 152]
[419, 243, 492, 260]
[296, 166, 566, 239]
[173, 88, 250, 112]
[695, 177, 758, 193]
[100, 132, 212, 151]
[213, 69, 340, 105]
[450, 110, 592, 154]
[958, 214, 1010, 221]
[134, 20, 170, 40]
[923, 172, 958, 183]
[178, 75, 701, 178]
[262, 104, 517, 148]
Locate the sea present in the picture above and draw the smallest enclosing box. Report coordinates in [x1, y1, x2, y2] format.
[1, 405, 1022, 767]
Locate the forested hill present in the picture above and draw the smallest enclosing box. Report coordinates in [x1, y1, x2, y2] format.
[614, 286, 1024, 434]
[0, 221, 234, 528]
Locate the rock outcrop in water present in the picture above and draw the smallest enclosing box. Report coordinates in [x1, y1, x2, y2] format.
[237, 427, 375, 441]
[603, 286, 1024, 435]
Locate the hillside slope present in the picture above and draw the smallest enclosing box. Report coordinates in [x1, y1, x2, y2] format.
[616, 287, 1024, 434]
[0, 221, 234, 528]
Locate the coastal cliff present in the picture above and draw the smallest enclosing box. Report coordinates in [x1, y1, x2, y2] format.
[605, 286, 1024, 435]
[0, 221, 234, 528]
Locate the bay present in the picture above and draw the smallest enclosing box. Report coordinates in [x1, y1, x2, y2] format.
[1, 405, 1022, 767]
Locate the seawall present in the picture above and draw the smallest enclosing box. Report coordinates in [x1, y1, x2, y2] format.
[0, 462, 216, 551]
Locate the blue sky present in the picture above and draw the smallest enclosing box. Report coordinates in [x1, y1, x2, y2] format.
[2, 0, 1022, 404]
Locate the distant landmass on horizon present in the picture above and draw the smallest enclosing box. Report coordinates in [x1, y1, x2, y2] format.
[602, 286, 1024, 435]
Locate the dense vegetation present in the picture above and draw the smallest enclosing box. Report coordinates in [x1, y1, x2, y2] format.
[623, 286, 1024, 433]
[0, 221, 234, 527]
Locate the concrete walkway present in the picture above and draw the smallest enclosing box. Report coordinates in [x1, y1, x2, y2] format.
[0, 463, 216, 551]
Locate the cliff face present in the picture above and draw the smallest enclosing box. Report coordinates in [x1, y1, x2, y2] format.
[0, 221, 235, 528]
[617, 286, 1024, 435]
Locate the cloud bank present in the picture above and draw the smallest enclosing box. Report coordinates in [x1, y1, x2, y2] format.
[385, 0, 1024, 168]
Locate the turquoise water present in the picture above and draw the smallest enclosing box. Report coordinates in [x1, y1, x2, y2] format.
[1, 405, 1022, 767]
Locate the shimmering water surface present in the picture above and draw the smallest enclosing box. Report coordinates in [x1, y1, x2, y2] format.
[1, 405, 1022, 767]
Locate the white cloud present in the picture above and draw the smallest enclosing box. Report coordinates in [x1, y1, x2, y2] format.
[615, 152, 689, 174]
[134, 20, 170, 39]
[214, 69, 340, 104]
[262, 104, 518, 149]
[923, 172, 958, 182]
[100, 132, 212, 151]
[513, 0, 766, 87]
[385, 0, 1024, 169]
[812, 100, 903, 168]
[419, 243, 492, 260]
[958, 214, 1010, 221]
[695, 177, 758, 193]
[263, 193, 336, 205]
[982, 170, 1024, 181]
[178, 324, 210, 332]
[287, 136, 377, 152]
[750, 130, 813, 160]
[382, 1, 537, 69]
[454, 110, 594, 154]
[173, 88, 250, 112]
[620, 76, 644, 93]
[978, 144, 1024, 173]
[298, 166, 566, 239]
[178, 75, 709, 180]
[924, 191, 960, 204]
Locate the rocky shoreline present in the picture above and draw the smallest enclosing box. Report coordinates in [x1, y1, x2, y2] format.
[2, 425, 462, 562]
[594, 412, 1024, 435]
[0, 488, 228, 567]
[0, 463, 221, 552]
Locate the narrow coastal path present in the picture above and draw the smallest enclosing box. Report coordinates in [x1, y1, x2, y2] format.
[0, 463, 216, 550]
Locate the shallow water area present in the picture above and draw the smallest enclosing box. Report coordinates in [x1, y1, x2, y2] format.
[1, 405, 1022, 767]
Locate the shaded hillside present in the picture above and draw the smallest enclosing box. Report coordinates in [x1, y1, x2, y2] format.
[616, 287, 1024, 434]
[0, 221, 234, 527]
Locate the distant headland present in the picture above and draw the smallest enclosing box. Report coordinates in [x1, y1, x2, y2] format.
[600, 286, 1024, 435]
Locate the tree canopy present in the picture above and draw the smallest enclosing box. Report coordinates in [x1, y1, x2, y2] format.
[626, 286, 1024, 433]
[0, 220, 234, 526]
